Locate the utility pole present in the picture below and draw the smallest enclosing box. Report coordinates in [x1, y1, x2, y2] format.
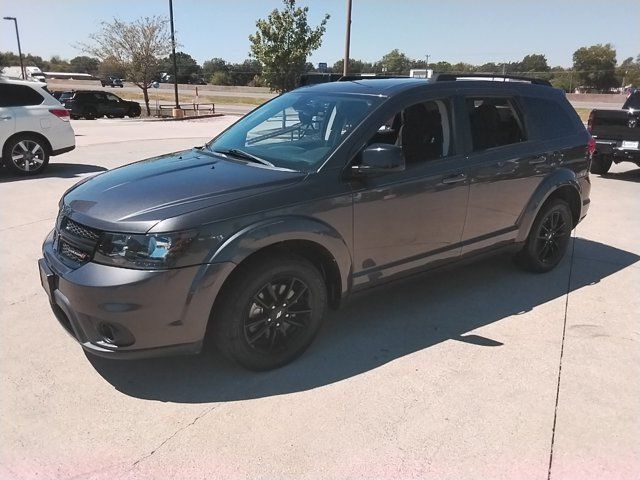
[3, 17, 25, 79]
[168, 0, 181, 114]
[343, 0, 352, 76]
[425, 54, 430, 68]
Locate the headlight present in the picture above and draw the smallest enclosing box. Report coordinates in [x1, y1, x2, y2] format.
[94, 231, 199, 270]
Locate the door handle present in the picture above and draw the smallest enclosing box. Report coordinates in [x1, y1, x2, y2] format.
[0, 116, 12, 120]
[441, 173, 467, 184]
[529, 155, 548, 165]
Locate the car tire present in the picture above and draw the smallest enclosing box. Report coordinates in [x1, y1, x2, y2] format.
[84, 107, 98, 120]
[590, 154, 612, 175]
[516, 199, 573, 273]
[128, 107, 141, 118]
[2, 134, 50, 175]
[211, 254, 328, 371]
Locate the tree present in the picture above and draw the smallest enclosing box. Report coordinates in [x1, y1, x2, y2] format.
[617, 56, 640, 88]
[160, 51, 201, 83]
[98, 55, 126, 78]
[573, 44, 617, 91]
[228, 59, 262, 86]
[518, 54, 550, 73]
[249, 0, 329, 92]
[331, 58, 373, 74]
[69, 56, 100, 75]
[379, 49, 410, 74]
[81, 16, 172, 115]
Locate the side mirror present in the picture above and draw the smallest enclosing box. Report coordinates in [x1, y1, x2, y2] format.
[351, 143, 405, 175]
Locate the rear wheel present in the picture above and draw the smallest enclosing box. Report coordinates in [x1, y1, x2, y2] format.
[128, 106, 141, 118]
[516, 199, 573, 273]
[2, 135, 50, 175]
[84, 107, 98, 120]
[212, 254, 327, 371]
[590, 153, 612, 174]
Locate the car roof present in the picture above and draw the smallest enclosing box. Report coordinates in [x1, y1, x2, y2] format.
[0, 76, 48, 89]
[296, 77, 558, 98]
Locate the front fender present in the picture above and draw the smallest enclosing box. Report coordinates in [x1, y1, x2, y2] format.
[516, 168, 581, 243]
[207, 216, 352, 297]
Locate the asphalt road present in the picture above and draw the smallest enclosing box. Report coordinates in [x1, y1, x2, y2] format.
[1, 118, 638, 480]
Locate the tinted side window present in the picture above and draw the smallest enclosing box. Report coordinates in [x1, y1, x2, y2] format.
[466, 97, 525, 151]
[369, 99, 453, 163]
[0, 84, 44, 107]
[524, 97, 577, 138]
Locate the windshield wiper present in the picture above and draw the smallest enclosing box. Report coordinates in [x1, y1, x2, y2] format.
[213, 148, 274, 167]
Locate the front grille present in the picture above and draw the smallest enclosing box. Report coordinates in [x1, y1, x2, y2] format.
[60, 240, 91, 263]
[56, 215, 103, 265]
[63, 217, 101, 242]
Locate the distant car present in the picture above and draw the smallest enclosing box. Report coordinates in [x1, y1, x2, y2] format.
[62, 91, 141, 120]
[100, 76, 124, 88]
[188, 77, 207, 85]
[588, 90, 640, 174]
[0, 77, 75, 175]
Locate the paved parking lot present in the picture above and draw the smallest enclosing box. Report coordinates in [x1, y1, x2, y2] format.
[1, 117, 638, 480]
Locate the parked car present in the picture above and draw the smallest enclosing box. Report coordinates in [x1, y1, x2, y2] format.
[39, 75, 592, 370]
[62, 90, 141, 119]
[0, 77, 75, 175]
[188, 77, 207, 85]
[588, 90, 640, 174]
[100, 76, 124, 88]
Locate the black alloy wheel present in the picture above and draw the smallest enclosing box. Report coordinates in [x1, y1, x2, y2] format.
[516, 199, 572, 273]
[212, 254, 327, 371]
[244, 276, 313, 355]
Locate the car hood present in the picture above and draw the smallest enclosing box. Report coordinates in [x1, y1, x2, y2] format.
[62, 149, 306, 233]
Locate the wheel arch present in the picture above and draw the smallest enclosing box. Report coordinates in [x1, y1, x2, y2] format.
[516, 169, 582, 243]
[208, 216, 352, 309]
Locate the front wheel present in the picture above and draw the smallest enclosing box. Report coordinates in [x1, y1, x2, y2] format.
[212, 255, 328, 371]
[516, 199, 573, 273]
[2, 135, 50, 175]
[590, 154, 612, 175]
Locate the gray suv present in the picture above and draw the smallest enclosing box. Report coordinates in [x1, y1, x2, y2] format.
[39, 74, 592, 370]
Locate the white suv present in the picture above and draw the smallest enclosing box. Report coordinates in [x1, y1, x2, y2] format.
[0, 77, 75, 175]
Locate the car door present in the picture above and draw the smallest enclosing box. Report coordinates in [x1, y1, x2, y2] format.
[105, 93, 128, 116]
[350, 94, 469, 287]
[459, 94, 546, 254]
[0, 85, 17, 151]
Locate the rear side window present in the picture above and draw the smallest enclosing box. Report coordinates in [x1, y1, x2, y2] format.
[466, 97, 525, 151]
[524, 97, 578, 138]
[0, 84, 44, 107]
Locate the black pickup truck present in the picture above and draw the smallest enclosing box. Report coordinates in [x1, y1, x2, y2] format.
[588, 91, 640, 174]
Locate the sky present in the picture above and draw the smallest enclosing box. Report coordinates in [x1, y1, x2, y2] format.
[1, 0, 639, 68]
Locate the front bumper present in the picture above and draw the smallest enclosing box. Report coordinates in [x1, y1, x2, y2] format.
[39, 230, 235, 359]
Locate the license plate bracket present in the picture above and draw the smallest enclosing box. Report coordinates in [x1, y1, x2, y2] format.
[38, 259, 57, 299]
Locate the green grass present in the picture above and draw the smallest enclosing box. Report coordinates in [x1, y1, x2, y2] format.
[573, 107, 591, 123]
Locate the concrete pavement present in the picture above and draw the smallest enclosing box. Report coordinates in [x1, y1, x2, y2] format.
[1, 118, 638, 479]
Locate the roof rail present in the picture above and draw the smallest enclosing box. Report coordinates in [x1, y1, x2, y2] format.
[432, 73, 552, 87]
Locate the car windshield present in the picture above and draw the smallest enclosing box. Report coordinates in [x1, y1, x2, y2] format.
[208, 91, 381, 171]
[59, 92, 73, 101]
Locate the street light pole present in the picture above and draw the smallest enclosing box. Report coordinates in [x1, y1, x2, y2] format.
[343, 0, 352, 77]
[3, 17, 25, 79]
[168, 0, 180, 110]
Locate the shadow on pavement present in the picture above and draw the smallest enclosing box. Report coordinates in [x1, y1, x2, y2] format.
[0, 163, 107, 182]
[602, 168, 640, 183]
[89, 238, 639, 403]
